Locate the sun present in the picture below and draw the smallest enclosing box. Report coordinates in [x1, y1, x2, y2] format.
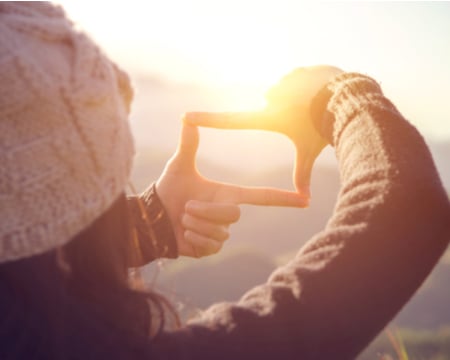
[199, 24, 294, 110]
[56, 0, 346, 138]
[56, 0, 317, 110]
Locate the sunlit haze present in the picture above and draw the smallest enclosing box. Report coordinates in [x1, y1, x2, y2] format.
[56, 1, 450, 177]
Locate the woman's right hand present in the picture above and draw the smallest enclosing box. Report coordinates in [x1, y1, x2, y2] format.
[184, 65, 343, 199]
[156, 124, 308, 258]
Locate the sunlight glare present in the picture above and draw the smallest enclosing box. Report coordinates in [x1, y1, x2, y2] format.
[57, 0, 322, 110]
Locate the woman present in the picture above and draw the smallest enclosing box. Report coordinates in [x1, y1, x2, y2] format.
[1, 2, 449, 359]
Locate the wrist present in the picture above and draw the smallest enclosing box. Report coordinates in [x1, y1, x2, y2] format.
[310, 82, 335, 145]
[140, 183, 178, 258]
[128, 183, 178, 265]
[310, 73, 385, 147]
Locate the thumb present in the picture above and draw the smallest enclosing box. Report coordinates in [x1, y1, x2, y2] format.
[293, 136, 327, 199]
[175, 123, 200, 165]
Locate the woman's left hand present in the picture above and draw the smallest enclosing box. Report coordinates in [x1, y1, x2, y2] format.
[184, 65, 343, 199]
[156, 123, 308, 258]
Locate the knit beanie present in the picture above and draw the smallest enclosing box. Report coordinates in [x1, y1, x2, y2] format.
[0, 2, 135, 263]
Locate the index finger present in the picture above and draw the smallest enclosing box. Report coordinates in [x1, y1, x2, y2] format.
[183, 111, 278, 132]
[220, 184, 310, 208]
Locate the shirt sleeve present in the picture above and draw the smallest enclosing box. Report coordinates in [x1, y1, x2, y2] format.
[152, 73, 450, 359]
[127, 183, 178, 267]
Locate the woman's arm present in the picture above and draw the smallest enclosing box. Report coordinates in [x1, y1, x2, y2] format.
[155, 72, 450, 359]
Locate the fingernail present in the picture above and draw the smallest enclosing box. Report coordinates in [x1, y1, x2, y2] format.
[299, 186, 311, 200]
[296, 187, 310, 207]
[299, 196, 310, 208]
[183, 112, 197, 123]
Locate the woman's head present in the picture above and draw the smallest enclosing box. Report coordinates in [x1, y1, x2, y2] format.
[0, 3, 177, 357]
[0, 1, 135, 264]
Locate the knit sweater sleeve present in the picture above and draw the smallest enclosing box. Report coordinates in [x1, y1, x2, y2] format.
[152, 73, 450, 359]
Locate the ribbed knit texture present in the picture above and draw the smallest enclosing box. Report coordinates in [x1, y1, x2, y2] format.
[0, 2, 135, 263]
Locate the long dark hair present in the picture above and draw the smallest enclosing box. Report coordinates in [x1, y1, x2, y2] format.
[0, 194, 178, 359]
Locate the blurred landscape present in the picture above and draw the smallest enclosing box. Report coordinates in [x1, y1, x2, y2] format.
[130, 74, 450, 359]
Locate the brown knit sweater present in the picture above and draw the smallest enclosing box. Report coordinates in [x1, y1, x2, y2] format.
[142, 73, 450, 359]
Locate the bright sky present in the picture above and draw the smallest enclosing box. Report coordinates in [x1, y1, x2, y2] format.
[57, 0, 450, 143]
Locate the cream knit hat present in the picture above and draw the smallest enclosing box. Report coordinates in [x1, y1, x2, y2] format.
[0, 2, 135, 263]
